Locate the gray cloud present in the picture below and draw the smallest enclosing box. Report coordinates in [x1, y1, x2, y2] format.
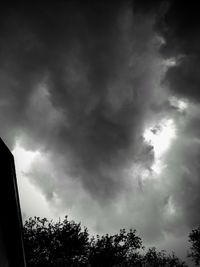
[1, 2, 200, 265]
[0, 0, 171, 225]
[158, 1, 200, 100]
[0, 1, 160, 199]
[156, 0, 200, 231]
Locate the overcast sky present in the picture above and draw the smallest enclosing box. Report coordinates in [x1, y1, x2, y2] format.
[0, 1, 200, 265]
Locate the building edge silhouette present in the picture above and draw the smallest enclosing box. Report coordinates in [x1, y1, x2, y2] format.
[0, 137, 26, 267]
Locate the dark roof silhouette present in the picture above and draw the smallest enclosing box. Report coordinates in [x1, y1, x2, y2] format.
[0, 137, 26, 267]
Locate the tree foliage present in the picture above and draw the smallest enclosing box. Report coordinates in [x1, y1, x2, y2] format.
[23, 216, 188, 267]
[188, 226, 200, 266]
[23, 216, 89, 267]
[89, 228, 143, 267]
[143, 247, 188, 267]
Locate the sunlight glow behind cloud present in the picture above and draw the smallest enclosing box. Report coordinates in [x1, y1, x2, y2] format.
[143, 119, 176, 158]
[143, 119, 176, 176]
[12, 144, 54, 220]
[12, 144, 40, 173]
[169, 96, 188, 112]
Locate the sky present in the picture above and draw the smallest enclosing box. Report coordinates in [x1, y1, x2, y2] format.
[0, 0, 200, 265]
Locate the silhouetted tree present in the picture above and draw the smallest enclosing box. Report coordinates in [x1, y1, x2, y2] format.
[88, 228, 143, 267]
[142, 247, 187, 267]
[23, 216, 188, 267]
[23, 216, 89, 267]
[188, 226, 200, 266]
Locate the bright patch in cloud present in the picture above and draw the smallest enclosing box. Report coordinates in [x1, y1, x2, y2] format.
[169, 96, 188, 112]
[163, 58, 177, 67]
[12, 143, 54, 221]
[166, 196, 176, 216]
[143, 119, 176, 158]
[143, 119, 176, 176]
[12, 144, 40, 173]
[151, 159, 167, 175]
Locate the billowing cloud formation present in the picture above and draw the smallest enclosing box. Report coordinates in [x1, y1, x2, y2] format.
[157, 0, 200, 228]
[158, 1, 200, 100]
[1, 1, 200, 264]
[0, 1, 161, 198]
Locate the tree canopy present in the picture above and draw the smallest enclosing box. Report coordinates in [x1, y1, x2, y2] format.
[188, 226, 200, 266]
[23, 216, 188, 267]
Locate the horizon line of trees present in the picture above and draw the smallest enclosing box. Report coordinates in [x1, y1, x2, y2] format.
[23, 216, 200, 267]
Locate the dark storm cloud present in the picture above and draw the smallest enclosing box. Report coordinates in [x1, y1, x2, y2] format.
[155, 0, 200, 236]
[158, 0, 200, 101]
[0, 1, 160, 201]
[165, 56, 200, 101]
[3, 4, 200, 264]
